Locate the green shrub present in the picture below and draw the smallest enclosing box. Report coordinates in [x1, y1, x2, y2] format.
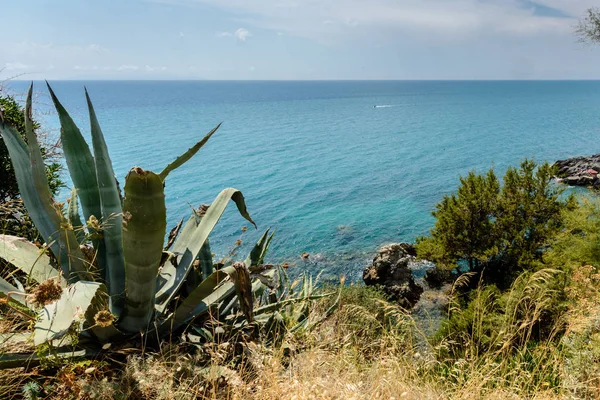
[435, 268, 566, 360]
[544, 198, 600, 270]
[417, 159, 574, 288]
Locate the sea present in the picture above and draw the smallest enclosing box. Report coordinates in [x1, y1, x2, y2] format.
[5, 80, 600, 281]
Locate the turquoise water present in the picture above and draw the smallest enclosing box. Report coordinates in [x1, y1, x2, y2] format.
[6, 80, 600, 280]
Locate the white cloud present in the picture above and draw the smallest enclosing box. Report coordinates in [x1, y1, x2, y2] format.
[234, 28, 251, 41]
[4, 62, 30, 70]
[180, 31, 185, 37]
[85, 44, 108, 54]
[164, 0, 581, 39]
[145, 65, 168, 72]
[216, 27, 252, 41]
[14, 42, 108, 55]
[117, 65, 139, 71]
[73, 65, 100, 71]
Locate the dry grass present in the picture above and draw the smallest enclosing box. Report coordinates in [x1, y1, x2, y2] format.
[2, 269, 600, 399]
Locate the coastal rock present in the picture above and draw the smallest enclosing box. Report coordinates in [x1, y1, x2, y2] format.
[362, 243, 423, 307]
[424, 267, 457, 289]
[554, 155, 600, 187]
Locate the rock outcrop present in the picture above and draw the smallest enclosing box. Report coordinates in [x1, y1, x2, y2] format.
[424, 267, 457, 289]
[362, 243, 423, 307]
[554, 154, 600, 187]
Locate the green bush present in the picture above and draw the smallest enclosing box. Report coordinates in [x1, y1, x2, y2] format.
[435, 269, 566, 359]
[543, 198, 600, 270]
[417, 159, 574, 288]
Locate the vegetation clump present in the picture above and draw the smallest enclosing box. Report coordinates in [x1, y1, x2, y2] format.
[416, 159, 574, 288]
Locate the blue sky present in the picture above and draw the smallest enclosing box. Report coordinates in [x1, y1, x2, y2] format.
[2, 0, 600, 80]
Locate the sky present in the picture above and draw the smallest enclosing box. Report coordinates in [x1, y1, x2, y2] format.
[2, 0, 600, 80]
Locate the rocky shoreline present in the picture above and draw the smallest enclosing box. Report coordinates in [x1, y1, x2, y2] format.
[554, 154, 600, 187]
[362, 243, 453, 334]
[362, 243, 455, 307]
[362, 243, 424, 307]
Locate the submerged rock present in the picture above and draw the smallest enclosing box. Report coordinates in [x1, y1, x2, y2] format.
[554, 154, 600, 187]
[362, 243, 424, 307]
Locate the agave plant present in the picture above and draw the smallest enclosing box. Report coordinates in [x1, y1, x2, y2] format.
[0, 83, 337, 364]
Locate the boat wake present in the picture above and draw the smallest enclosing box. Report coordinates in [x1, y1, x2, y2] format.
[374, 105, 395, 108]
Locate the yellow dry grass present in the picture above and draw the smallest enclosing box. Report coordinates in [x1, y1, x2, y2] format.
[2, 267, 600, 400]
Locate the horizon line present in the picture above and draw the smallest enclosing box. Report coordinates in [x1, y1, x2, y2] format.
[8, 78, 600, 82]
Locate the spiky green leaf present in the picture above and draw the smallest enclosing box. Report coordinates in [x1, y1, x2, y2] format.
[46, 83, 103, 231]
[0, 276, 26, 305]
[158, 123, 221, 181]
[0, 104, 88, 282]
[245, 229, 270, 269]
[67, 187, 84, 236]
[198, 239, 214, 280]
[167, 266, 236, 330]
[0, 235, 63, 285]
[34, 281, 105, 345]
[86, 88, 124, 311]
[0, 348, 97, 369]
[24, 84, 49, 197]
[155, 188, 256, 312]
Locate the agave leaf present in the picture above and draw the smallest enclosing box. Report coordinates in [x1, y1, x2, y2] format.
[219, 293, 239, 316]
[90, 323, 122, 343]
[0, 332, 32, 347]
[184, 238, 212, 295]
[167, 266, 236, 330]
[34, 281, 105, 345]
[86, 88, 124, 311]
[0, 348, 96, 369]
[198, 239, 214, 280]
[253, 293, 334, 317]
[23, 84, 50, 198]
[0, 107, 88, 282]
[0, 235, 64, 285]
[0, 276, 26, 305]
[260, 230, 275, 265]
[155, 189, 256, 312]
[13, 277, 25, 292]
[46, 83, 103, 233]
[67, 187, 84, 239]
[232, 263, 254, 323]
[276, 266, 290, 301]
[157, 218, 190, 281]
[156, 211, 199, 296]
[120, 168, 166, 333]
[245, 229, 270, 269]
[158, 123, 221, 181]
[164, 217, 184, 251]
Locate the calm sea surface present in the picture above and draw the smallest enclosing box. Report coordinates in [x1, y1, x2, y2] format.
[6, 80, 600, 280]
